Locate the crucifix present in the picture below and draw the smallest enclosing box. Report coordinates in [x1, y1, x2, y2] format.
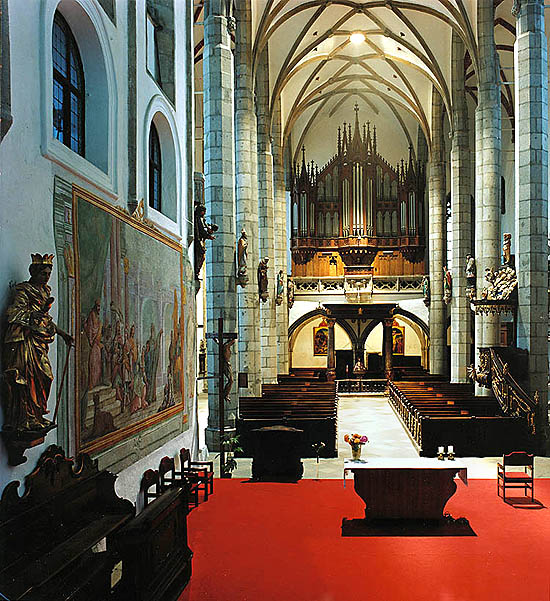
[206, 316, 238, 478]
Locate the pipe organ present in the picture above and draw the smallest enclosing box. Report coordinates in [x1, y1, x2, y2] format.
[291, 108, 426, 277]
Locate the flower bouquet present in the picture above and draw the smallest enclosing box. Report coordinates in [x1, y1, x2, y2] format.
[344, 433, 368, 461]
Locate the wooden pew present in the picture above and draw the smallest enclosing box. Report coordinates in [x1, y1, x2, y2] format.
[237, 377, 338, 458]
[0, 445, 134, 601]
[387, 381, 530, 456]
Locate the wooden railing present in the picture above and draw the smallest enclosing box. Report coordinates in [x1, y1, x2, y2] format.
[469, 347, 538, 434]
[337, 379, 387, 394]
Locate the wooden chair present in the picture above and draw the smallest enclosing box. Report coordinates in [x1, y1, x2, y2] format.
[140, 469, 160, 507]
[159, 455, 200, 509]
[180, 448, 214, 500]
[497, 451, 534, 501]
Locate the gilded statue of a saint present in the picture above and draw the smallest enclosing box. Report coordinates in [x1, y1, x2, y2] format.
[2, 254, 73, 432]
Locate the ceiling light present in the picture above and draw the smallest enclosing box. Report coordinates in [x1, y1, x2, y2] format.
[350, 32, 365, 45]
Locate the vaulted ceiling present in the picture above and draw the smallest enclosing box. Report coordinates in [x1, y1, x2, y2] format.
[194, 1, 535, 168]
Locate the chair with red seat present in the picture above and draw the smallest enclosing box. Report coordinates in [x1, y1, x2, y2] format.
[497, 451, 534, 502]
[159, 455, 200, 509]
[179, 448, 214, 500]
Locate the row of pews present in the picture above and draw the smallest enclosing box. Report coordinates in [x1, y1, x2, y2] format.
[237, 372, 338, 458]
[388, 380, 530, 456]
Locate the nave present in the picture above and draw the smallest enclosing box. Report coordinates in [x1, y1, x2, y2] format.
[199, 392, 550, 479]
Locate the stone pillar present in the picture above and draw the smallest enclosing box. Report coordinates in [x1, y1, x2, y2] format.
[234, 0, 261, 396]
[383, 318, 394, 380]
[203, 0, 237, 449]
[256, 47, 278, 382]
[428, 88, 447, 376]
[513, 0, 549, 445]
[475, 0, 501, 394]
[272, 97, 289, 375]
[326, 318, 336, 381]
[450, 32, 472, 382]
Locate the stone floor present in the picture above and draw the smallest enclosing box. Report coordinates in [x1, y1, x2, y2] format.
[198, 392, 550, 479]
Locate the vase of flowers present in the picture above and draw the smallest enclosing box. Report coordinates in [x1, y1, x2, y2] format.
[344, 433, 368, 461]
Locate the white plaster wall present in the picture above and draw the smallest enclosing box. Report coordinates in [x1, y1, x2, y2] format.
[364, 319, 422, 356]
[291, 318, 351, 368]
[0, 0, 197, 497]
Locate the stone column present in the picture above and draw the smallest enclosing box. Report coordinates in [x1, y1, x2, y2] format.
[383, 318, 394, 380]
[513, 0, 549, 445]
[450, 32, 472, 382]
[326, 318, 336, 381]
[256, 47, 278, 382]
[475, 0, 501, 393]
[428, 88, 447, 376]
[272, 97, 289, 374]
[203, 0, 237, 449]
[234, 0, 261, 396]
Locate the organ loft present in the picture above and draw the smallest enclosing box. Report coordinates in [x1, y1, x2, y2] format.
[291, 105, 426, 278]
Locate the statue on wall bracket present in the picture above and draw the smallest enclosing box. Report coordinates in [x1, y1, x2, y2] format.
[287, 278, 295, 309]
[194, 202, 218, 290]
[443, 265, 452, 305]
[465, 254, 476, 301]
[2, 254, 73, 465]
[421, 275, 430, 307]
[275, 270, 284, 306]
[236, 229, 249, 287]
[258, 257, 269, 303]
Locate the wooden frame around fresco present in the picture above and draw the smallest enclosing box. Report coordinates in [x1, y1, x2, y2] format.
[72, 185, 185, 455]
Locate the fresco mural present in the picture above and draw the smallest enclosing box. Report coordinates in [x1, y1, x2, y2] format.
[73, 188, 186, 454]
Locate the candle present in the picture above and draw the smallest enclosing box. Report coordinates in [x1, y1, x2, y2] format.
[448, 445, 454, 454]
[438, 446, 444, 454]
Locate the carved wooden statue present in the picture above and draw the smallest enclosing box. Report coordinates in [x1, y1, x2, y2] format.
[2, 254, 73, 464]
[465, 254, 476, 300]
[421, 275, 430, 307]
[236, 229, 249, 287]
[502, 232, 512, 266]
[222, 338, 236, 403]
[275, 270, 284, 306]
[443, 265, 452, 305]
[287, 278, 295, 309]
[258, 257, 269, 303]
[194, 202, 218, 280]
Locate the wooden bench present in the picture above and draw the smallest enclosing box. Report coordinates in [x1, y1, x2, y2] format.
[113, 478, 192, 601]
[237, 378, 338, 458]
[0, 445, 135, 601]
[387, 381, 530, 456]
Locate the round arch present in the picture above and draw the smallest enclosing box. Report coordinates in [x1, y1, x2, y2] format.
[40, 0, 118, 192]
[143, 97, 182, 234]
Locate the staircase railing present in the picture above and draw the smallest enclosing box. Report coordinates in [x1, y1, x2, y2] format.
[469, 347, 538, 434]
[489, 349, 538, 434]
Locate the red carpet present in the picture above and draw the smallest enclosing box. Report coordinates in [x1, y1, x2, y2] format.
[180, 478, 550, 601]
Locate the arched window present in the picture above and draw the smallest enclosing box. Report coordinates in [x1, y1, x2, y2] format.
[53, 12, 85, 155]
[149, 123, 162, 211]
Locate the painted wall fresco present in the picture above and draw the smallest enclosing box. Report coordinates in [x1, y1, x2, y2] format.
[73, 187, 186, 454]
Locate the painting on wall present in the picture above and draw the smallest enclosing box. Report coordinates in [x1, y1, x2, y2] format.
[73, 187, 186, 454]
[392, 320, 405, 355]
[313, 323, 329, 356]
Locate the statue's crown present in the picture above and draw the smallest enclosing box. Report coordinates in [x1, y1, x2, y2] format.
[31, 253, 54, 265]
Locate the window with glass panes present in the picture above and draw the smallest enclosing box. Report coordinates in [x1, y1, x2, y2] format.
[52, 12, 85, 155]
[149, 124, 162, 211]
